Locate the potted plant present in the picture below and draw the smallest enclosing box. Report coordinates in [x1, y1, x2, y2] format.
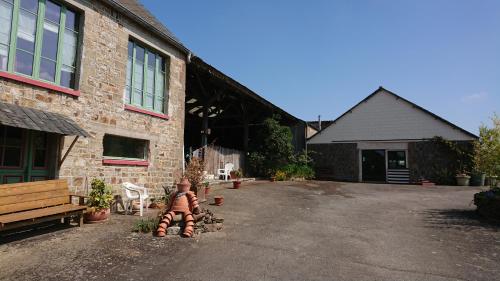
[84, 179, 114, 223]
[232, 169, 243, 189]
[203, 181, 211, 195]
[456, 171, 471, 186]
[149, 197, 166, 209]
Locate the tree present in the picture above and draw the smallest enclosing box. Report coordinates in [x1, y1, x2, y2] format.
[473, 114, 500, 177]
[248, 116, 294, 176]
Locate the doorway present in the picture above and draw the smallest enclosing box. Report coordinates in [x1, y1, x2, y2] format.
[0, 126, 55, 184]
[361, 150, 386, 182]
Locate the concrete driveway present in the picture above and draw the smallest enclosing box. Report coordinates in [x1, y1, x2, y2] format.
[1, 181, 499, 281]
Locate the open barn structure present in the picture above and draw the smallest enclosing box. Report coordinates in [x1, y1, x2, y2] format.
[185, 56, 306, 172]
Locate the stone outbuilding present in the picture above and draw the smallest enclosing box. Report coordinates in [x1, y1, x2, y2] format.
[0, 0, 190, 196]
[307, 87, 477, 184]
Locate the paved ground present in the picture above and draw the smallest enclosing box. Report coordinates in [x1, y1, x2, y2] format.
[1, 181, 499, 281]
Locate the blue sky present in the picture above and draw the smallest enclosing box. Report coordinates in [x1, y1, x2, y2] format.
[140, 0, 499, 134]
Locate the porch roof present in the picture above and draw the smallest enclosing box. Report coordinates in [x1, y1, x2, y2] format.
[0, 102, 90, 137]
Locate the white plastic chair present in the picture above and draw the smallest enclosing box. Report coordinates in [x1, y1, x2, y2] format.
[122, 182, 149, 217]
[218, 163, 234, 181]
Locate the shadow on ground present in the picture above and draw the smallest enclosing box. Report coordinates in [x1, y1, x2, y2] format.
[422, 208, 500, 231]
[0, 221, 76, 245]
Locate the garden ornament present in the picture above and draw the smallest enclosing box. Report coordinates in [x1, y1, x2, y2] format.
[156, 178, 200, 237]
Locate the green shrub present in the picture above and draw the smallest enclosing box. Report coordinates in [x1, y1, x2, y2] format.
[473, 187, 500, 219]
[87, 179, 113, 211]
[132, 217, 160, 233]
[274, 170, 287, 181]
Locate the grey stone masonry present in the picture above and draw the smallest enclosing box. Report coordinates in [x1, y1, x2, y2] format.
[308, 143, 359, 182]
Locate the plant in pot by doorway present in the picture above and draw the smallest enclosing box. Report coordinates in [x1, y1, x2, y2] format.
[203, 181, 211, 195]
[232, 169, 243, 189]
[84, 179, 114, 223]
[455, 171, 471, 186]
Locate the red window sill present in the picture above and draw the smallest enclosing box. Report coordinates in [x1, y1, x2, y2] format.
[124, 104, 169, 120]
[102, 159, 149, 166]
[0, 71, 80, 97]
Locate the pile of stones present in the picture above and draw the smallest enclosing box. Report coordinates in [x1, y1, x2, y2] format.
[166, 208, 223, 236]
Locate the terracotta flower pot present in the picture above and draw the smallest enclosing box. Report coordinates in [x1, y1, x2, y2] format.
[204, 187, 211, 195]
[214, 196, 224, 206]
[270, 177, 276, 182]
[84, 208, 110, 223]
[149, 202, 165, 209]
[233, 181, 241, 189]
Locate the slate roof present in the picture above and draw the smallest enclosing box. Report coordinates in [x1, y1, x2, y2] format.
[0, 102, 90, 137]
[106, 0, 190, 54]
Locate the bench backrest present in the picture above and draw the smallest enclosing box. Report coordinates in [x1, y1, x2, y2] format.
[0, 180, 70, 215]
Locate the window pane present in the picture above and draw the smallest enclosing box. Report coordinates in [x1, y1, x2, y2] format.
[5, 126, 22, 145]
[41, 21, 59, 60]
[103, 135, 148, 160]
[124, 57, 132, 103]
[135, 46, 144, 62]
[145, 93, 153, 109]
[14, 50, 34, 75]
[155, 73, 164, 97]
[60, 65, 75, 88]
[17, 9, 37, 52]
[0, 44, 8, 71]
[62, 29, 77, 67]
[133, 58, 143, 104]
[44, 0, 60, 23]
[39, 58, 56, 81]
[32, 131, 47, 167]
[3, 147, 21, 166]
[388, 151, 406, 169]
[65, 9, 78, 31]
[128, 41, 133, 57]
[20, 0, 38, 13]
[33, 149, 46, 167]
[154, 96, 163, 112]
[0, 0, 13, 46]
[146, 64, 154, 93]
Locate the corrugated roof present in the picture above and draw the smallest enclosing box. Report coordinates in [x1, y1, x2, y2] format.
[106, 0, 190, 55]
[0, 102, 91, 137]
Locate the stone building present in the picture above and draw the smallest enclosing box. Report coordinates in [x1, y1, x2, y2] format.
[0, 0, 190, 196]
[307, 87, 477, 184]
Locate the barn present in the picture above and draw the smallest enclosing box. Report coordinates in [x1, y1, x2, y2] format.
[307, 87, 477, 184]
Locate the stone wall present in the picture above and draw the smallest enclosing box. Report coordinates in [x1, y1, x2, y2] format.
[408, 140, 473, 185]
[308, 143, 358, 181]
[0, 0, 186, 197]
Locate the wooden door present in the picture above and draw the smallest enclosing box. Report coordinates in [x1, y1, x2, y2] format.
[362, 150, 386, 182]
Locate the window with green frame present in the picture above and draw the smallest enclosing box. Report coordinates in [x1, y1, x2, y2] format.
[0, 0, 80, 89]
[125, 40, 169, 113]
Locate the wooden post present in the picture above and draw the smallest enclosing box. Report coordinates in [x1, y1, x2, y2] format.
[201, 105, 209, 148]
[59, 136, 79, 168]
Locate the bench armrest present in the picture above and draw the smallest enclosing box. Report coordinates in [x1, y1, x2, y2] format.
[69, 194, 89, 206]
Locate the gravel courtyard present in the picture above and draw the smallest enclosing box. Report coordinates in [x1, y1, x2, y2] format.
[1, 181, 499, 281]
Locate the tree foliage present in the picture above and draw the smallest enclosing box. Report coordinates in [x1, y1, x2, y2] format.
[473, 114, 500, 176]
[248, 116, 295, 176]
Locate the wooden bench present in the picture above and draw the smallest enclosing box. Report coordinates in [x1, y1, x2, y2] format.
[0, 179, 87, 232]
